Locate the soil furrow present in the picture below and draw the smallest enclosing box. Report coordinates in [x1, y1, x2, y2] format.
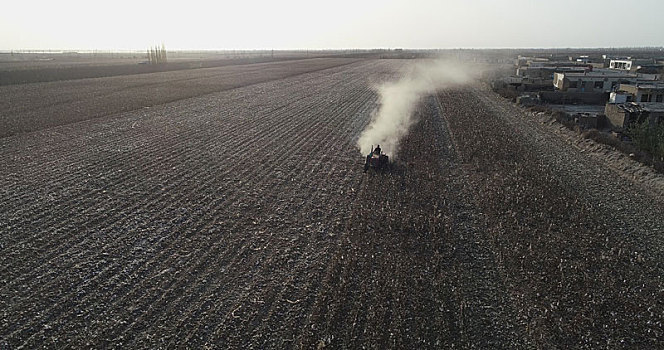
[0, 60, 368, 278]
[13, 63, 378, 348]
[5, 68, 374, 346]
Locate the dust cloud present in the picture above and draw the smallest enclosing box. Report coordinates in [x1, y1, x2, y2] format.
[357, 60, 478, 157]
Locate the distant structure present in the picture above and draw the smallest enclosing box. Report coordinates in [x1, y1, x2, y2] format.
[609, 59, 634, 70]
[147, 44, 167, 64]
[618, 83, 664, 103]
[497, 50, 664, 134]
[575, 55, 592, 64]
[605, 102, 664, 129]
[552, 71, 659, 93]
[605, 83, 664, 129]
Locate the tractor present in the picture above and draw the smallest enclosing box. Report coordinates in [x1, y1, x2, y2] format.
[363, 145, 389, 172]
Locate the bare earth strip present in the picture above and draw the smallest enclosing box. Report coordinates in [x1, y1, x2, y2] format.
[1, 60, 662, 349]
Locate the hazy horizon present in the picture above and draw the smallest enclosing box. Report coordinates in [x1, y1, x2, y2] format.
[2, 0, 663, 51]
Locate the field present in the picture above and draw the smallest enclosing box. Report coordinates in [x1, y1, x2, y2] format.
[0, 51, 352, 86]
[1, 58, 663, 348]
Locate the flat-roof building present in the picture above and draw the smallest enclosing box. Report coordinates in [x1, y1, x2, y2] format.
[553, 71, 659, 93]
[609, 59, 635, 70]
[618, 83, 664, 103]
[605, 102, 664, 129]
[609, 58, 658, 72]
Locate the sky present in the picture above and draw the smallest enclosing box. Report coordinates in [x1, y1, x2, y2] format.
[2, 0, 663, 50]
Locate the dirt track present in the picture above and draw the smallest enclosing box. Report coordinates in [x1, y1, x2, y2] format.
[1, 59, 663, 349]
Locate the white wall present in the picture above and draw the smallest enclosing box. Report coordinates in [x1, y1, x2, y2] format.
[609, 59, 632, 70]
[609, 92, 628, 103]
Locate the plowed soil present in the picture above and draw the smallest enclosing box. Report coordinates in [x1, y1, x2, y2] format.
[1, 59, 662, 349]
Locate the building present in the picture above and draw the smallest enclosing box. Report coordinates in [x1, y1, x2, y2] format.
[609, 91, 629, 104]
[508, 61, 592, 91]
[618, 83, 664, 103]
[576, 55, 591, 64]
[553, 70, 659, 93]
[609, 58, 657, 72]
[604, 102, 664, 129]
[516, 65, 588, 79]
[603, 55, 629, 60]
[515, 56, 549, 68]
[609, 59, 633, 70]
[635, 64, 664, 75]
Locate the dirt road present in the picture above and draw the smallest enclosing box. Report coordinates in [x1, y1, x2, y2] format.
[1, 59, 662, 348]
